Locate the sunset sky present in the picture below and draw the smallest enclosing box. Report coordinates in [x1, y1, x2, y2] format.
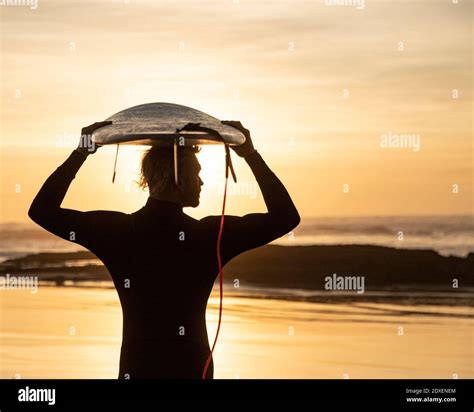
[0, 0, 472, 222]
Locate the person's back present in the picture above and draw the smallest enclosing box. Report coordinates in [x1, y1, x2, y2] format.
[28, 120, 300, 379]
[113, 203, 218, 378]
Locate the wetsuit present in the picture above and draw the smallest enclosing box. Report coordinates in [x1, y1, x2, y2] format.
[28, 149, 300, 378]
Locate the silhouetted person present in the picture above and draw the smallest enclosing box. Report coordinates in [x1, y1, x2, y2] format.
[28, 120, 300, 378]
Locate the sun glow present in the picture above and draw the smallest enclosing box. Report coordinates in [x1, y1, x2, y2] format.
[112, 144, 229, 191]
[113, 145, 144, 188]
[96, 144, 233, 218]
[196, 145, 228, 190]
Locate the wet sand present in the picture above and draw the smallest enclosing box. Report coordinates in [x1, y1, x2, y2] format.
[1, 286, 472, 379]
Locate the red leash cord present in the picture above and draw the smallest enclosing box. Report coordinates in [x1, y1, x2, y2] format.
[173, 123, 236, 379]
[201, 147, 230, 379]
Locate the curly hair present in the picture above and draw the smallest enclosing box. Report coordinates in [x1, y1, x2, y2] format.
[137, 145, 201, 192]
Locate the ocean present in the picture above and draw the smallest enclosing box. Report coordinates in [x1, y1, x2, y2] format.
[1, 215, 472, 264]
[275, 215, 474, 257]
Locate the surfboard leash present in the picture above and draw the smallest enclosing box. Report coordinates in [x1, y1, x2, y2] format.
[175, 122, 237, 379]
[111, 143, 120, 183]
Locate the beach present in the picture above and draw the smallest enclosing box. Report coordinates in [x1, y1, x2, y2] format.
[1, 285, 472, 379]
[1, 219, 473, 379]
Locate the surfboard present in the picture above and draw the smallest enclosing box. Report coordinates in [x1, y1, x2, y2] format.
[91, 102, 246, 147]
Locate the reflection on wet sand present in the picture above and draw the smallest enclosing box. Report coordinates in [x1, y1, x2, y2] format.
[1, 286, 472, 379]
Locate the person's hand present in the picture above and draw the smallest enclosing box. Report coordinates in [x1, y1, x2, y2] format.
[221, 120, 256, 158]
[76, 121, 112, 156]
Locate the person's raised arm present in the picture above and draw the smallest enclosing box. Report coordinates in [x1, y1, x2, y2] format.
[226, 120, 300, 223]
[28, 121, 116, 247]
[203, 121, 300, 261]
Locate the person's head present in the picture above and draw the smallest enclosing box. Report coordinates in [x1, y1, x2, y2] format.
[138, 145, 203, 207]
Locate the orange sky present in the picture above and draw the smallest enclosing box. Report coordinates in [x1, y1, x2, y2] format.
[0, 0, 472, 222]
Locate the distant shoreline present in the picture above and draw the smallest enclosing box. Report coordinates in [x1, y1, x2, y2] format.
[1, 244, 472, 295]
[4, 281, 470, 308]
